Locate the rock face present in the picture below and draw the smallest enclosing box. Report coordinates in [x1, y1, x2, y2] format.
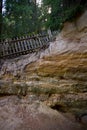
[0, 96, 85, 130]
[0, 11, 87, 129]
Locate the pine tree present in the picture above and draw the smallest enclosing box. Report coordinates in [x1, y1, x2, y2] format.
[1, 0, 41, 39]
[42, 0, 87, 30]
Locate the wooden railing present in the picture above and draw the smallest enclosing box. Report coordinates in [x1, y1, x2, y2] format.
[0, 31, 58, 59]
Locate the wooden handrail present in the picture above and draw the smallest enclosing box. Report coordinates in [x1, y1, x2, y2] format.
[0, 31, 58, 59]
[0, 34, 48, 44]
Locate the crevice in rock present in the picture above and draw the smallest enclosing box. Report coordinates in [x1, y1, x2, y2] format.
[0, 93, 16, 97]
[51, 104, 67, 113]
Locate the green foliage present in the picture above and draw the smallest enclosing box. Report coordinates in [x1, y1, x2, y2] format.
[0, 0, 87, 39]
[1, 0, 41, 39]
[42, 0, 87, 31]
[64, 5, 84, 22]
[42, 0, 63, 30]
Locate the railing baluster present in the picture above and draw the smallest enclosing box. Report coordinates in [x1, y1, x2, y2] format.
[11, 40, 16, 54]
[23, 36, 28, 51]
[35, 36, 39, 49]
[29, 38, 34, 50]
[37, 34, 43, 47]
[33, 39, 37, 49]
[14, 41, 18, 53]
[20, 37, 25, 51]
[16, 37, 22, 52]
[25, 36, 30, 50]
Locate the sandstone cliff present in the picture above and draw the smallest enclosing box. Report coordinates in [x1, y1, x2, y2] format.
[0, 11, 87, 130]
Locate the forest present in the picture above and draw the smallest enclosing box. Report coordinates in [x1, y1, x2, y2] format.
[0, 0, 87, 40]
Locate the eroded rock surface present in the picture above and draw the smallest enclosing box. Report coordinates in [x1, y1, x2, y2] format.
[0, 11, 87, 130]
[0, 96, 85, 130]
